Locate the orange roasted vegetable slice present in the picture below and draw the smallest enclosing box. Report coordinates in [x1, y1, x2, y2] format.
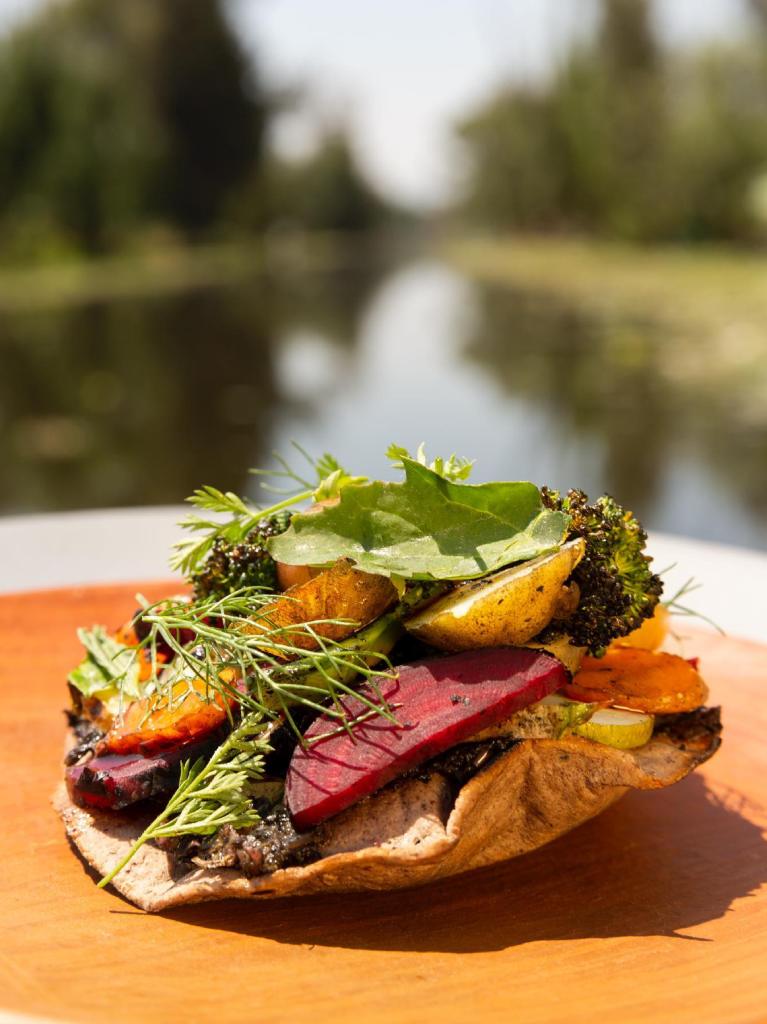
[101, 563, 395, 754]
[101, 670, 238, 756]
[246, 559, 398, 654]
[611, 605, 669, 652]
[564, 646, 708, 713]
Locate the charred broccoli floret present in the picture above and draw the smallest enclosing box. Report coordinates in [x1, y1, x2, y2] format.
[192, 511, 292, 600]
[540, 488, 663, 656]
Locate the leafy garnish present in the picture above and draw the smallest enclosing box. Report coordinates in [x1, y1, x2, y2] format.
[386, 443, 474, 482]
[136, 588, 401, 728]
[68, 626, 143, 700]
[269, 457, 569, 580]
[250, 443, 367, 498]
[171, 448, 364, 577]
[98, 712, 274, 889]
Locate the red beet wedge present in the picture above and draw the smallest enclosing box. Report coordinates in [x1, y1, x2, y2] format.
[66, 734, 222, 810]
[286, 647, 566, 830]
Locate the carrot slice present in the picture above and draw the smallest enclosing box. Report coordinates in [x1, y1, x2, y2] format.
[114, 622, 139, 646]
[564, 646, 708, 713]
[102, 670, 237, 756]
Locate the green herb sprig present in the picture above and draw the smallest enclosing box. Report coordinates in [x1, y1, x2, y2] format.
[98, 712, 274, 889]
[136, 588, 401, 728]
[663, 575, 725, 635]
[171, 446, 366, 577]
[386, 443, 475, 482]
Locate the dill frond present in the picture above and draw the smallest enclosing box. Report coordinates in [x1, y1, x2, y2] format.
[663, 576, 725, 635]
[97, 712, 274, 888]
[134, 588, 401, 728]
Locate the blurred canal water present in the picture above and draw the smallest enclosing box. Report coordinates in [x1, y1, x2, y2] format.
[1, 256, 766, 551]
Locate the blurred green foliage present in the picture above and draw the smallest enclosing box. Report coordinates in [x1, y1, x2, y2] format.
[233, 130, 394, 236]
[458, 0, 767, 242]
[0, 0, 263, 259]
[0, 0, 390, 264]
[266, 133, 390, 233]
[0, 2, 154, 259]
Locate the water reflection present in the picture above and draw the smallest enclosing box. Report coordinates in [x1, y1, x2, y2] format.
[1, 286, 275, 510]
[460, 278, 767, 548]
[1, 257, 765, 551]
[0, 266, 380, 514]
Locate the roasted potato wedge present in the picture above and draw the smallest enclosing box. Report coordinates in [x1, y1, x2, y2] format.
[246, 559, 398, 653]
[404, 539, 585, 651]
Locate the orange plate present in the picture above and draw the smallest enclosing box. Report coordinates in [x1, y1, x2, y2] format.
[0, 582, 766, 1024]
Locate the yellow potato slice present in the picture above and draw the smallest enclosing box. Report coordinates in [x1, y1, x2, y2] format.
[404, 538, 585, 651]
[573, 707, 655, 750]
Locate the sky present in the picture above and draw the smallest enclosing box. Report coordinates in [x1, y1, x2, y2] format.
[233, 0, 749, 208]
[232, 0, 596, 208]
[0, 0, 751, 209]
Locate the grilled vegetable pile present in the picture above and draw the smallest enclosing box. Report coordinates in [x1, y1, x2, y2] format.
[63, 443, 712, 889]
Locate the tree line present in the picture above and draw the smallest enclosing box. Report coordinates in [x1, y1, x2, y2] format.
[0, 0, 390, 263]
[4, 0, 767, 261]
[458, 0, 767, 243]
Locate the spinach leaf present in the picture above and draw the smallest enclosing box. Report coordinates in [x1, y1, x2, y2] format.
[268, 457, 569, 580]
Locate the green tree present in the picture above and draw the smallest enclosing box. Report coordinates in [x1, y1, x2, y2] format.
[458, 90, 566, 230]
[459, 0, 666, 238]
[457, 0, 767, 243]
[556, 0, 668, 239]
[263, 130, 391, 232]
[0, 0, 266, 257]
[147, 0, 266, 232]
[0, 1, 159, 256]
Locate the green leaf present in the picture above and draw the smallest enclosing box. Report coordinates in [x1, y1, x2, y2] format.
[268, 457, 570, 580]
[313, 467, 368, 501]
[68, 658, 112, 699]
[386, 443, 474, 482]
[67, 625, 143, 699]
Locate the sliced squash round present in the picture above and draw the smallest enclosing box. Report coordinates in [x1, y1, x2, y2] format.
[572, 707, 654, 750]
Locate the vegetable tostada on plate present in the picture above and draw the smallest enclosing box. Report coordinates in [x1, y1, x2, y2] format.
[55, 444, 721, 912]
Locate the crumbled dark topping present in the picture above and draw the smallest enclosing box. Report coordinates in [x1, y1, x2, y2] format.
[409, 737, 520, 790]
[170, 803, 318, 878]
[654, 705, 722, 752]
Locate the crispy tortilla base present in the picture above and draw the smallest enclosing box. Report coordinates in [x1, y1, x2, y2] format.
[54, 715, 720, 913]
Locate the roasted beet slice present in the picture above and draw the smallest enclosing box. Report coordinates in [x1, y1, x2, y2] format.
[66, 735, 220, 811]
[286, 647, 566, 830]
